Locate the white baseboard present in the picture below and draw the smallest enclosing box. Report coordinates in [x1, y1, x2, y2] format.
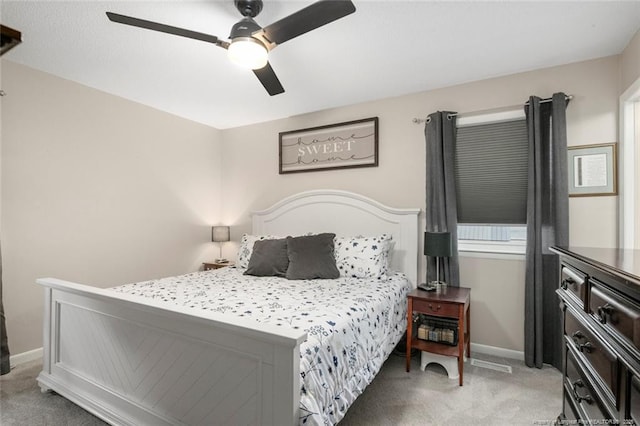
[471, 342, 524, 361]
[9, 347, 43, 366]
[12, 344, 522, 365]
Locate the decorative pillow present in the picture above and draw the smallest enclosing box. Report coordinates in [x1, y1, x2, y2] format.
[285, 233, 340, 280]
[244, 238, 289, 277]
[237, 234, 281, 269]
[334, 234, 393, 278]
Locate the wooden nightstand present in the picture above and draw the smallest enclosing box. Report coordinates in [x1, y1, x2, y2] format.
[406, 286, 471, 386]
[203, 261, 234, 271]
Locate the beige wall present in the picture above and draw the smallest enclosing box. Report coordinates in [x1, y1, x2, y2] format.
[1, 53, 624, 356]
[1, 61, 223, 355]
[221, 56, 621, 352]
[622, 29, 640, 93]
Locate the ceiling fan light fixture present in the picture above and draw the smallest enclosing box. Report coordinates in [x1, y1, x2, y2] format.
[228, 37, 268, 70]
[106, 0, 356, 95]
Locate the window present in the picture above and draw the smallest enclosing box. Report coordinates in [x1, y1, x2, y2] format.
[455, 110, 528, 255]
[457, 224, 526, 254]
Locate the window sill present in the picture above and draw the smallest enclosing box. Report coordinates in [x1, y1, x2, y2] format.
[458, 250, 525, 261]
[458, 241, 525, 260]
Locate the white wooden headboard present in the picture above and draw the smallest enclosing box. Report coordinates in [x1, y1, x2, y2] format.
[252, 189, 420, 286]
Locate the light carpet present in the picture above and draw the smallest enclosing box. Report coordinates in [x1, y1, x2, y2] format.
[0, 352, 561, 425]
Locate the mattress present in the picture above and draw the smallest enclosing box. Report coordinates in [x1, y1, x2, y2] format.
[113, 266, 411, 425]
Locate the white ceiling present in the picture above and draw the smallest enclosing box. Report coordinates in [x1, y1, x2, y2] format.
[2, 1, 640, 129]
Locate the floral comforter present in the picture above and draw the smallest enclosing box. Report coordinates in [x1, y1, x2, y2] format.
[112, 266, 411, 425]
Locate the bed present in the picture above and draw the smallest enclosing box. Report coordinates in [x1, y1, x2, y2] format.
[36, 189, 420, 425]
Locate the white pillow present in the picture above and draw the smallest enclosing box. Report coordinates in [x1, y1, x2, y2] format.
[334, 234, 393, 279]
[237, 234, 281, 269]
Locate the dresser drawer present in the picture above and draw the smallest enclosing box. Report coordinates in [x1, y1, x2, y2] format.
[562, 387, 580, 421]
[561, 264, 587, 308]
[565, 348, 615, 422]
[629, 374, 640, 424]
[590, 281, 640, 352]
[412, 298, 459, 319]
[565, 307, 619, 403]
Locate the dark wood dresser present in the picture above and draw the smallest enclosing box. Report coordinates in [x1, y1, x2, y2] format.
[551, 246, 640, 424]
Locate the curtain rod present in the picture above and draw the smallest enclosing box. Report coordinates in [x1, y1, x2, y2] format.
[412, 94, 573, 124]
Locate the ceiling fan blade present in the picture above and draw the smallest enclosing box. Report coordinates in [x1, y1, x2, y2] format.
[253, 62, 284, 96]
[106, 12, 224, 46]
[254, 0, 355, 47]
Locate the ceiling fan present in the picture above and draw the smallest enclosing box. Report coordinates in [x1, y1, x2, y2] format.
[106, 0, 356, 96]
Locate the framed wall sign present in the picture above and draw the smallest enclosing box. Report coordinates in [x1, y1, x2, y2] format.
[568, 142, 617, 197]
[279, 117, 378, 174]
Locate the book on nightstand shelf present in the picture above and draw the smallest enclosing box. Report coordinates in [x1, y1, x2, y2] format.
[416, 316, 458, 346]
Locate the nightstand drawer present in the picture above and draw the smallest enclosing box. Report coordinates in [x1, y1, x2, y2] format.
[412, 298, 459, 319]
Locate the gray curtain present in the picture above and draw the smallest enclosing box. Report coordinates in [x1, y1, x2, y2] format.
[1, 240, 9, 375]
[524, 92, 569, 370]
[425, 111, 460, 286]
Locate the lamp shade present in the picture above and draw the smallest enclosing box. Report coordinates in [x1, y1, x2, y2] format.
[424, 231, 452, 257]
[212, 226, 230, 243]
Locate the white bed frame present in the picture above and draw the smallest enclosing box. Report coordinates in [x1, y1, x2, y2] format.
[36, 190, 419, 425]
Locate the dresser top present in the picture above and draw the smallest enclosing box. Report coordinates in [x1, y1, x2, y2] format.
[551, 246, 640, 287]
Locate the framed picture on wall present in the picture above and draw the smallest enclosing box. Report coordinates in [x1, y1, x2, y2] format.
[568, 142, 617, 197]
[279, 117, 378, 174]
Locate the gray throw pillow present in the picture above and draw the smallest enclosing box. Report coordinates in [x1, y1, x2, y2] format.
[285, 233, 340, 280]
[244, 238, 289, 277]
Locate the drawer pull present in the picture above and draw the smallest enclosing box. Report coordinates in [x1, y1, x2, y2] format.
[569, 330, 593, 353]
[596, 303, 614, 324]
[561, 278, 573, 290]
[572, 380, 593, 404]
[578, 341, 594, 354]
[571, 330, 584, 341]
[428, 304, 442, 311]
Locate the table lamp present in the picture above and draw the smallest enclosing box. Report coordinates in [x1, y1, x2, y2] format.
[424, 231, 452, 287]
[211, 226, 230, 263]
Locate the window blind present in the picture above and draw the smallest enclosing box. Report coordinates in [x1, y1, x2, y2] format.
[455, 119, 528, 224]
